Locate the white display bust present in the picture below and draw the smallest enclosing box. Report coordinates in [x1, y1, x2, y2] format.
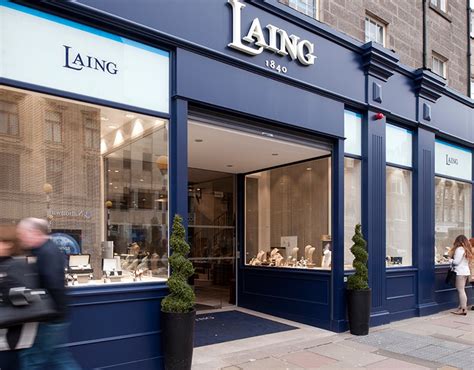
[321, 246, 332, 268]
[304, 245, 313, 260]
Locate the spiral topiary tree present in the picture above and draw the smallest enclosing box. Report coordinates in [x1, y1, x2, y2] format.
[161, 215, 195, 313]
[347, 224, 369, 290]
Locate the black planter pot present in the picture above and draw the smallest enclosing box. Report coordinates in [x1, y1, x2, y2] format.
[162, 310, 196, 370]
[346, 289, 371, 336]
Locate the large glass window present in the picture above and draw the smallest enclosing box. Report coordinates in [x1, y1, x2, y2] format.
[386, 124, 412, 267]
[435, 179, 472, 264]
[245, 156, 331, 269]
[0, 86, 169, 284]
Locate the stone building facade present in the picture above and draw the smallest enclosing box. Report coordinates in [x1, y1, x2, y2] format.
[280, 0, 473, 98]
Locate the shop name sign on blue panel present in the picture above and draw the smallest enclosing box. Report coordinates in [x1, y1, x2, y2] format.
[228, 0, 316, 67]
[0, 1, 169, 114]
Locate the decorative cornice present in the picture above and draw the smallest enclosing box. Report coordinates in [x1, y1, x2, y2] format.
[362, 42, 399, 82]
[414, 69, 446, 102]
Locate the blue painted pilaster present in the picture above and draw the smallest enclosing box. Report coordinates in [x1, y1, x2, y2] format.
[363, 110, 389, 325]
[169, 98, 188, 230]
[331, 138, 346, 332]
[414, 127, 437, 315]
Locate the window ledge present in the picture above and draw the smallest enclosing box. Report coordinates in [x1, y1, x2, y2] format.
[429, 4, 452, 22]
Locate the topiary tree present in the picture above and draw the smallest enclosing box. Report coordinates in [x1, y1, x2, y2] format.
[347, 224, 369, 290]
[161, 215, 195, 313]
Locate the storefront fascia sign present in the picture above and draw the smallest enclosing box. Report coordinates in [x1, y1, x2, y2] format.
[227, 0, 316, 66]
[0, 1, 169, 113]
[435, 140, 472, 181]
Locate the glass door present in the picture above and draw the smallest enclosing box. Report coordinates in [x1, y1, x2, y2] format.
[188, 168, 236, 310]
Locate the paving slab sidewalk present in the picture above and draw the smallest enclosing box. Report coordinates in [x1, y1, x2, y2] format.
[192, 308, 474, 370]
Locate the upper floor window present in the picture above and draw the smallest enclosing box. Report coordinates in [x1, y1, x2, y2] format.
[430, 0, 447, 13]
[432, 53, 447, 78]
[0, 100, 19, 136]
[288, 0, 318, 19]
[45, 111, 62, 143]
[365, 15, 385, 46]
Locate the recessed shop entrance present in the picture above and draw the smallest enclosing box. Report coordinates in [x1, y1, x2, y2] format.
[188, 116, 332, 313]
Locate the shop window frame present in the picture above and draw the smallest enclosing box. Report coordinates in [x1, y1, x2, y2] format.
[434, 175, 473, 266]
[343, 109, 363, 271]
[385, 123, 414, 269]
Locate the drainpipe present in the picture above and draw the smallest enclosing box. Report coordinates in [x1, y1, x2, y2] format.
[468, 0, 472, 97]
[423, 0, 428, 69]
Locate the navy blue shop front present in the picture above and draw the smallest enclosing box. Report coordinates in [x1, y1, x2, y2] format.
[2, 0, 473, 369]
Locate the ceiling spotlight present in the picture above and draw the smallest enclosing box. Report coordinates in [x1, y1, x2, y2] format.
[107, 124, 118, 129]
[109, 182, 113, 185]
[114, 170, 119, 173]
[194, 139, 203, 143]
[306, 168, 312, 171]
[140, 179, 144, 182]
[125, 114, 135, 119]
[100, 117, 109, 121]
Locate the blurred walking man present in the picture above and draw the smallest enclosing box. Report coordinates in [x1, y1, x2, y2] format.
[17, 218, 81, 370]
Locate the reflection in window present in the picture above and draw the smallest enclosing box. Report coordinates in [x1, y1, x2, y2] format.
[344, 158, 361, 269]
[435, 177, 472, 264]
[84, 113, 100, 149]
[0, 86, 169, 284]
[386, 167, 412, 267]
[245, 157, 331, 269]
[45, 111, 62, 143]
[0, 100, 19, 136]
[0, 153, 20, 190]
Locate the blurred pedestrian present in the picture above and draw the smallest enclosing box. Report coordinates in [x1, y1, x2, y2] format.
[0, 225, 38, 370]
[17, 218, 81, 370]
[448, 235, 472, 316]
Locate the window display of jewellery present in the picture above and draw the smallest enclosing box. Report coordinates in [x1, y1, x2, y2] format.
[247, 244, 331, 269]
[65, 254, 94, 285]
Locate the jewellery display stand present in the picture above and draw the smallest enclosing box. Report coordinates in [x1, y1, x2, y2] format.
[102, 258, 123, 283]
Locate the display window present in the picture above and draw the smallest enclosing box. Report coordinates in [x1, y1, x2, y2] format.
[343, 110, 362, 269]
[435, 178, 472, 264]
[245, 156, 332, 270]
[0, 86, 169, 285]
[434, 140, 472, 264]
[385, 124, 412, 268]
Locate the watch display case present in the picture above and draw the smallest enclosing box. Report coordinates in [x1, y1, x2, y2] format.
[65, 254, 93, 285]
